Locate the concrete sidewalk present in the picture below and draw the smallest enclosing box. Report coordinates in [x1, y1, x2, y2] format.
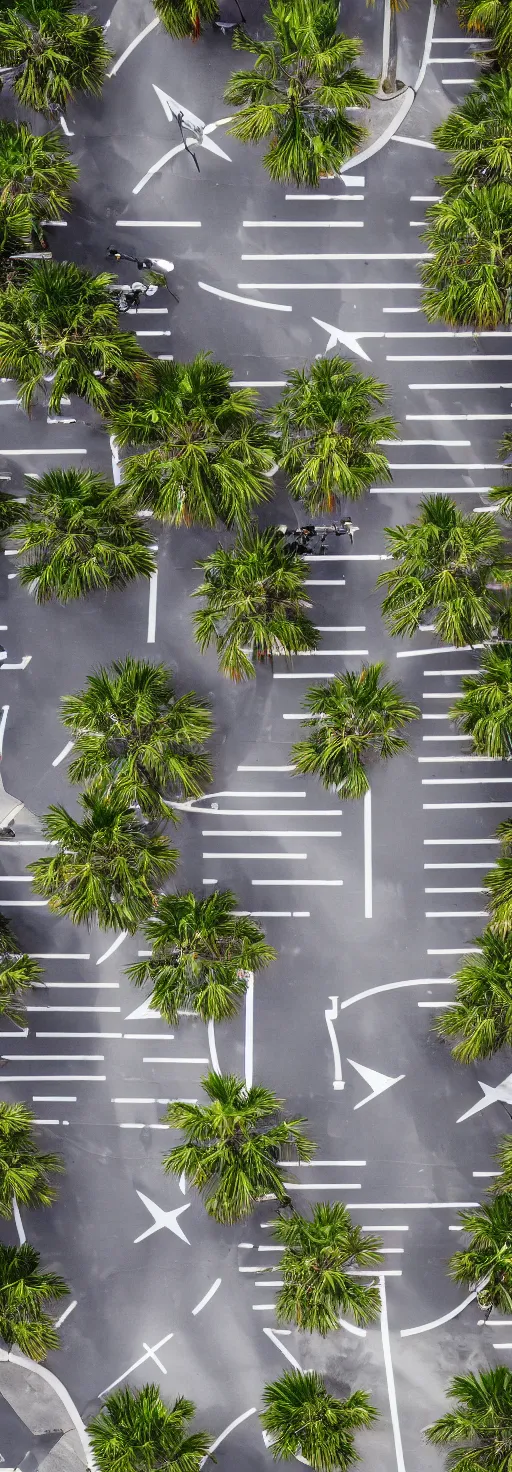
[0, 1358, 91, 1472]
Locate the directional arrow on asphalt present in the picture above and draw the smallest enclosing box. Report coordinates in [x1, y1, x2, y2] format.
[457, 1072, 512, 1123]
[153, 86, 232, 161]
[347, 1058, 405, 1110]
[134, 1192, 191, 1245]
[312, 319, 376, 361]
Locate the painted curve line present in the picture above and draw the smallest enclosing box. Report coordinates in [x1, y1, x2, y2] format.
[192, 1278, 222, 1315]
[199, 1407, 257, 1466]
[324, 996, 344, 1089]
[401, 1288, 477, 1337]
[108, 16, 159, 77]
[207, 1019, 221, 1075]
[263, 1326, 304, 1370]
[339, 978, 455, 1010]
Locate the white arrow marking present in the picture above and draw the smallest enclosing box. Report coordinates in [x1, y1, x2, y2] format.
[457, 1072, 512, 1123]
[125, 996, 161, 1021]
[1, 656, 31, 671]
[347, 1059, 405, 1109]
[153, 86, 232, 160]
[134, 1192, 191, 1244]
[179, 1170, 187, 1195]
[324, 996, 344, 1089]
[312, 318, 373, 360]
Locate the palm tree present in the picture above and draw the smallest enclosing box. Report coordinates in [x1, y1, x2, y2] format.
[420, 185, 512, 328]
[378, 495, 510, 645]
[0, 261, 151, 414]
[432, 70, 512, 190]
[489, 430, 512, 518]
[163, 1072, 314, 1223]
[0, 0, 112, 117]
[127, 890, 276, 1024]
[0, 948, 42, 1028]
[61, 658, 213, 819]
[271, 1203, 383, 1334]
[291, 664, 418, 800]
[0, 122, 78, 241]
[88, 1384, 211, 1472]
[435, 928, 512, 1063]
[458, 0, 512, 67]
[450, 647, 512, 757]
[14, 468, 156, 604]
[152, 0, 219, 39]
[449, 1197, 512, 1314]
[425, 1366, 512, 1470]
[490, 1135, 512, 1195]
[0, 1103, 63, 1219]
[483, 821, 512, 937]
[271, 357, 397, 515]
[194, 526, 319, 681]
[260, 1370, 378, 1472]
[110, 356, 274, 529]
[224, 0, 377, 189]
[29, 792, 178, 932]
[0, 1242, 68, 1360]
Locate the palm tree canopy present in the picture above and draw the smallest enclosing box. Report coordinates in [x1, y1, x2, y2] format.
[432, 69, 512, 189]
[420, 184, 512, 328]
[225, 0, 377, 187]
[291, 663, 418, 800]
[0, 948, 42, 1028]
[0, 1102, 63, 1218]
[29, 791, 178, 932]
[378, 495, 511, 644]
[425, 1365, 512, 1470]
[490, 432, 512, 518]
[449, 1196, 512, 1312]
[61, 657, 213, 819]
[271, 1202, 382, 1334]
[270, 356, 397, 514]
[458, 0, 512, 66]
[0, 0, 112, 115]
[14, 468, 156, 604]
[450, 646, 512, 757]
[491, 1135, 512, 1196]
[110, 355, 274, 528]
[194, 525, 319, 681]
[0, 261, 151, 413]
[261, 1369, 378, 1472]
[0, 122, 78, 231]
[152, 0, 218, 38]
[88, 1384, 211, 1472]
[127, 890, 276, 1024]
[483, 820, 512, 937]
[0, 1241, 68, 1360]
[435, 928, 512, 1063]
[163, 1071, 315, 1223]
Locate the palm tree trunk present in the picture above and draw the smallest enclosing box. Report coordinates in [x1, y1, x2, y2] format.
[382, 3, 398, 93]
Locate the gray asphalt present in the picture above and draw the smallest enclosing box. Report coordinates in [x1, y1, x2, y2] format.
[1, 2, 511, 1469]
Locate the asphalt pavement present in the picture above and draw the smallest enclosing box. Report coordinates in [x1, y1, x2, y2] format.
[1, 2, 512, 1470]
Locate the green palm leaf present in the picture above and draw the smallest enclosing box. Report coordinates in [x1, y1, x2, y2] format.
[435, 928, 512, 1062]
[14, 467, 156, 603]
[291, 663, 418, 799]
[458, 0, 512, 66]
[88, 1384, 211, 1472]
[0, 1241, 68, 1360]
[0, 0, 112, 115]
[193, 525, 319, 681]
[425, 1364, 512, 1470]
[61, 657, 212, 818]
[483, 820, 512, 937]
[449, 1196, 512, 1313]
[270, 1202, 382, 1333]
[29, 790, 179, 932]
[111, 355, 274, 529]
[128, 890, 275, 1023]
[378, 495, 510, 644]
[152, 0, 218, 38]
[450, 646, 512, 757]
[225, 0, 377, 187]
[420, 185, 512, 328]
[0, 1103, 63, 1218]
[271, 355, 397, 514]
[0, 121, 78, 235]
[0, 260, 151, 413]
[433, 69, 512, 189]
[260, 1370, 378, 1472]
[163, 1071, 314, 1223]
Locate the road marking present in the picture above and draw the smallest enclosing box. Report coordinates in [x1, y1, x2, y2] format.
[239, 281, 419, 291]
[200, 1409, 257, 1464]
[98, 1332, 174, 1397]
[243, 220, 364, 228]
[147, 569, 158, 643]
[410, 382, 512, 391]
[142, 1056, 209, 1063]
[134, 1193, 191, 1245]
[394, 134, 436, 147]
[406, 414, 512, 421]
[199, 281, 291, 312]
[2, 1075, 106, 1080]
[242, 251, 426, 260]
[0, 449, 86, 454]
[390, 355, 512, 362]
[401, 1290, 477, 1338]
[52, 741, 74, 767]
[262, 1328, 304, 1366]
[107, 15, 159, 75]
[96, 933, 128, 966]
[325, 997, 344, 1090]
[380, 1276, 406, 1472]
[252, 879, 343, 885]
[203, 831, 340, 837]
[340, 979, 454, 1010]
[117, 219, 200, 227]
[245, 970, 254, 1089]
[192, 1279, 222, 1315]
[285, 192, 364, 199]
[33, 1096, 77, 1101]
[54, 1301, 77, 1329]
[349, 1059, 404, 1109]
[364, 789, 372, 919]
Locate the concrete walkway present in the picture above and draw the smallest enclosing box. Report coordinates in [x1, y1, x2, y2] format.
[0, 1357, 91, 1472]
